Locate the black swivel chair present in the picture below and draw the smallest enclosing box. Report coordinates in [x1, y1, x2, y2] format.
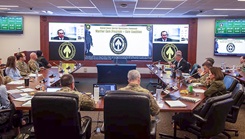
[222, 83, 245, 138]
[31, 92, 92, 139]
[185, 95, 234, 139]
[223, 75, 239, 93]
[103, 90, 157, 139]
[189, 63, 200, 79]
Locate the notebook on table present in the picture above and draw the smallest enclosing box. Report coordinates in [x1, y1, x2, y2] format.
[46, 87, 61, 92]
[93, 84, 117, 96]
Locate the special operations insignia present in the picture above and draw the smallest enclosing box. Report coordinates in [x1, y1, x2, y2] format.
[226, 43, 235, 53]
[161, 43, 178, 62]
[58, 42, 76, 61]
[110, 34, 127, 54]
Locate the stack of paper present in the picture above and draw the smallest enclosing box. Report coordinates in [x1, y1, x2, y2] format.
[165, 100, 187, 108]
[7, 80, 24, 85]
[180, 96, 201, 103]
[193, 88, 205, 93]
[22, 100, 32, 107]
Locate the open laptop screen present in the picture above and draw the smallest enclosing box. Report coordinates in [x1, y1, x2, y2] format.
[93, 84, 117, 96]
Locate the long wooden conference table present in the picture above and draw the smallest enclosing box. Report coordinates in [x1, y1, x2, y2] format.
[9, 63, 206, 138]
[7, 63, 81, 110]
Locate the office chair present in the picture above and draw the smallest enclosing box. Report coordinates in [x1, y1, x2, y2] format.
[223, 75, 239, 92]
[103, 90, 157, 139]
[31, 92, 92, 139]
[185, 95, 234, 139]
[222, 83, 245, 138]
[189, 63, 200, 79]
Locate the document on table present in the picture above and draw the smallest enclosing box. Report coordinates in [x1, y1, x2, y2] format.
[165, 100, 187, 108]
[14, 96, 33, 102]
[29, 73, 42, 77]
[7, 89, 22, 94]
[22, 100, 32, 107]
[20, 88, 35, 92]
[193, 88, 205, 93]
[7, 80, 24, 85]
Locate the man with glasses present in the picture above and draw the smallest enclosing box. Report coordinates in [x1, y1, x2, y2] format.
[53, 29, 69, 40]
[16, 52, 30, 76]
[156, 31, 173, 42]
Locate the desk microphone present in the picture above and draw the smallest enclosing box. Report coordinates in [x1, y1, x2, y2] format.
[174, 66, 182, 72]
[52, 62, 64, 73]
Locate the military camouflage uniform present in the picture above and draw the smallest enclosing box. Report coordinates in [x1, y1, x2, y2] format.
[16, 61, 30, 76]
[57, 87, 96, 110]
[191, 73, 209, 85]
[0, 69, 12, 84]
[119, 83, 160, 116]
[28, 59, 40, 73]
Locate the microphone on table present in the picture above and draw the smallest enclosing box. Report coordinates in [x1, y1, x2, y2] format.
[53, 62, 64, 73]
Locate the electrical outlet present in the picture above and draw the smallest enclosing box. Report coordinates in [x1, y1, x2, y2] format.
[84, 68, 87, 73]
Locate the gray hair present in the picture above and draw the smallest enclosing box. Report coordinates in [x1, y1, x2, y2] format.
[60, 74, 74, 87]
[127, 70, 141, 81]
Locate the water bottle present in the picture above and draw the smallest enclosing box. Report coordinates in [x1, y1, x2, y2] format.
[35, 69, 38, 78]
[156, 86, 162, 102]
[93, 85, 99, 102]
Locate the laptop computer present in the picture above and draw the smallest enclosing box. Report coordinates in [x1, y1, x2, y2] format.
[93, 84, 117, 96]
[46, 87, 62, 92]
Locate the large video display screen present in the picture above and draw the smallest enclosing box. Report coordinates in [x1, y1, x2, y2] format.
[0, 16, 23, 34]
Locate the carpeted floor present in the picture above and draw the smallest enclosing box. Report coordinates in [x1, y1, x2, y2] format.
[1, 77, 244, 139]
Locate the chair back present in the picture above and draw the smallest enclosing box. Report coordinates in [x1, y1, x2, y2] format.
[104, 90, 151, 139]
[227, 83, 245, 123]
[223, 75, 239, 92]
[32, 92, 81, 139]
[199, 98, 234, 137]
[189, 63, 200, 78]
[199, 93, 232, 117]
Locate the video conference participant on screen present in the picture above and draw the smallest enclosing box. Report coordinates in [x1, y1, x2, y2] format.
[53, 29, 69, 40]
[119, 70, 160, 116]
[155, 31, 173, 42]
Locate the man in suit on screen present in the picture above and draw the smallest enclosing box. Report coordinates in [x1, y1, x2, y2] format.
[155, 31, 173, 42]
[53, 29, 69, 40]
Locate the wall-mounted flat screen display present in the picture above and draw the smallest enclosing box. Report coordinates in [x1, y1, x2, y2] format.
[0, 16, 23, 34]
[153, 24, 189, 43]
[215, 19, 245, 37]
[84, 24, 152, 60]
[214, 37, 245, 56]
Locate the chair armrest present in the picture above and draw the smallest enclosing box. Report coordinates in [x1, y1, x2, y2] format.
[231, 105, 239, 110]
[0, 108, 11, 113]
[193, 114, 207, 123]
[80, 116, 92, 136]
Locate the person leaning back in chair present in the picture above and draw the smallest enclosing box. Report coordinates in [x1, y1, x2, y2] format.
[57, 74, 95, 110]
[119, 70, 160, 116]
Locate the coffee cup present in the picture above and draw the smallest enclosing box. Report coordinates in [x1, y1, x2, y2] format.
[24, 77, 29, 86]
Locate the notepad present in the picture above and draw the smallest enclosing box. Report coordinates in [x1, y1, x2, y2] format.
[180, 96, 201, 103]
[22, 100, 32, 107]
[193, 88, 205, 93]
[14, 96, 33, 102]
[165, 100, 187, 108]
[7, 80, 24, 85]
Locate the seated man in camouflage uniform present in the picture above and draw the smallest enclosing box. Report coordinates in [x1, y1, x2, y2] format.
[119, 70, 160, 116]
[28, 52, 40, 73]
[57, 74, 95, 110]
[16, 53, 30, 76]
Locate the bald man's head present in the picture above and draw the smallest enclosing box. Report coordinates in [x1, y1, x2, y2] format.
[30, 52, 37, 60]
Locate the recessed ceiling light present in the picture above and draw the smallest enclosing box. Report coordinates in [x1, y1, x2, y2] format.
[0, 5, 19, 7]
[57, 6, 95, 9]
[197, 14, 228, 17]
[213, 8, 245, 11]
[0, 8, 10, 10]
[120, 3, 127, 8]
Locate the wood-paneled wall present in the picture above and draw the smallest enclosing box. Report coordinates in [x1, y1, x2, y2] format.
[40, 16, 197, 67]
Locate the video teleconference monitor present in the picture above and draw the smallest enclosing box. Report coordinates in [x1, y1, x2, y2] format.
[84, 24, 152, 60]
[0, 16, 23, 34]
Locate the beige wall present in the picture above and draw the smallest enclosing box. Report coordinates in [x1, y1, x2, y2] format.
[0, 15, 40, 63]
[197, 18, 239, 67]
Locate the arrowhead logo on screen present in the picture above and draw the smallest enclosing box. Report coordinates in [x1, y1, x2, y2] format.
[58, 42, 76, 60]
[161, 43, 178, 62]
[110, 34, 127, 54]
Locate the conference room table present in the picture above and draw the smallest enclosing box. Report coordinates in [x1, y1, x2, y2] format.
[7, 63, 81, 111]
